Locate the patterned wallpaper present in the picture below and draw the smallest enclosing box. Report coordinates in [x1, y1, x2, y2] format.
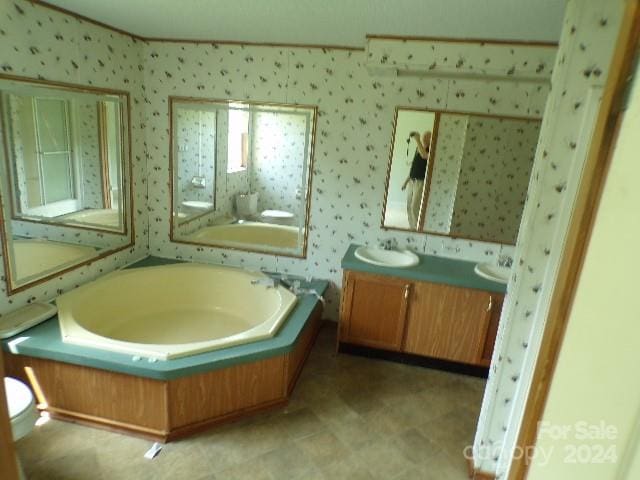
[450, 117, 540, 244]
[366, 37, 558, 81]
[0, 0, 147, 313]
[251, 110, 308, 217]
[140, 41, 550, 318]
[423, 113, 467, 233]
[473, 0, 624, 477]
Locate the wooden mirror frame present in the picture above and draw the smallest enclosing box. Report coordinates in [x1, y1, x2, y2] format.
[381, 106, 542, 245]
[0, 74, 134, 295]
[168, 96, 318, 259]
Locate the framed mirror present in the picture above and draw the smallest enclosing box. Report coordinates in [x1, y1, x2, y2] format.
[382, 107, 541, 244]
[169, 97, 317, 257]
[0, 75, 133, 293]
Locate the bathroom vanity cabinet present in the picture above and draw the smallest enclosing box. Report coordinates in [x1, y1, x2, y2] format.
[339, 245, 506, 369]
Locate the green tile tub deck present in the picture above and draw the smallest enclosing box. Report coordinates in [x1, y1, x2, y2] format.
[1, 256, 329, 381]
[341, 244, 508, 294]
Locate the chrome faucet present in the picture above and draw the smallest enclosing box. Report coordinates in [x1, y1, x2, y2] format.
[251, 273, 325, 305]
[379, 238, 398, 250]
[498, 255, 514, 268]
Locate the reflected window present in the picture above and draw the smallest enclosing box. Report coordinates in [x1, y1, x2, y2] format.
[0, 75, 132, 294]
[227, 107, 249, 173]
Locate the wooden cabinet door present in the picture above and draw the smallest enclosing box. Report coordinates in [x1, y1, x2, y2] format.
[403, 282, 496, 365]
[339, 271, 410, 351]
[479, 294, 504, 367]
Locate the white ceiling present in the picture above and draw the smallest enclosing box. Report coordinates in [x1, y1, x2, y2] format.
[41, 0, 566, 47]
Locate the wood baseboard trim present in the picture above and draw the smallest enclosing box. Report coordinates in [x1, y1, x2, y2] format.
[285, 308, 323, 396]
[45, 410, 168, 442]
[338, 342, 489, 378]
[165, 398, 289, 442]
[466, 453, 497, 480]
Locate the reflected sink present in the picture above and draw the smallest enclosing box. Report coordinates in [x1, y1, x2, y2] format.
[354, 246, 420, 268]
[474, 263, 511, 284]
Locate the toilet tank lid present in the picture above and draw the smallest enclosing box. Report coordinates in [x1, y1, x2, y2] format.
[4, 377, 34, 418]
[261, 209, 294, 218]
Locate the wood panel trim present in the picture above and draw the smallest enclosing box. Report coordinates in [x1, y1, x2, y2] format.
[45, 407, 169, 439]
[166, 398, 288, 442]
[284, 305, 322, 395]
[480, 294, 504, 367]
[509, 2, 640, 479]
[29, 0, 145, 40]
[366, 34, 558, 48]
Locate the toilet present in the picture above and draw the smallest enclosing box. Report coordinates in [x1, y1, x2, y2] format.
[236, 192, 258, 219]
[5, 377, 38, 479]
[260, 209, 296, 225]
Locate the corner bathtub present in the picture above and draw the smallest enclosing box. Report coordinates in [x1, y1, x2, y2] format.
[57, 263, 297, 360]
[188, 222, 300, 249]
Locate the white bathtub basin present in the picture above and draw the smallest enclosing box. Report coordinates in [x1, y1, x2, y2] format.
[57, 263, 297, 360]
[188, 222, 300, 250]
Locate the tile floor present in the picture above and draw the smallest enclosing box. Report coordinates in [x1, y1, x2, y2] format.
[16, 323, 486, 479]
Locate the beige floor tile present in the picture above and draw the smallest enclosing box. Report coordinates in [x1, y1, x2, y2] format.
[268, 407, 327, 440]
[26, 447, 104, 480]
[295, 429, 350, 467]
[394, 428, 442, 466]
[213, 455, 274, 480]
[318, 451, 376, 480]
[258, 441, 316, 479]
[355, 438, 415, 479]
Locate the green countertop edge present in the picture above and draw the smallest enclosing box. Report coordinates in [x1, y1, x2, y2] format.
[2, 256, 328, 381]
[341, 244, 507, 294]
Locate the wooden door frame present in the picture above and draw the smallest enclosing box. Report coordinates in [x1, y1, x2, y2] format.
[509, 1, 640, 478]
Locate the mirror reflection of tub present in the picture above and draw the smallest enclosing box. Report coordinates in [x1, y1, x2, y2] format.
[9, 238, 99, 284]
[187, 222, 301, 251]
[58, 208, 122, 229]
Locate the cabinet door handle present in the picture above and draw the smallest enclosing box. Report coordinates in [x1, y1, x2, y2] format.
[486, 295, 493, 312]
[404, 284, 410, 300]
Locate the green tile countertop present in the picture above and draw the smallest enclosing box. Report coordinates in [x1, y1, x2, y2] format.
[341, 244, 507, 294]
[2, 256, 328, 381]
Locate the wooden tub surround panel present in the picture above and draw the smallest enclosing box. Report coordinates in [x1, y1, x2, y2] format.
[3, 306, 323, 442]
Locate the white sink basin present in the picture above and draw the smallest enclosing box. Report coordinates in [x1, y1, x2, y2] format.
[474, 263, 511, 284]
[354, 246, 420, 268]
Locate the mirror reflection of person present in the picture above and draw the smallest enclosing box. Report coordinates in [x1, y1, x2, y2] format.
[401, 131, 431, 229]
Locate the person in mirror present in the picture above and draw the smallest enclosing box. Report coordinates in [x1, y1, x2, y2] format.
[401, 130, 431, 229]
